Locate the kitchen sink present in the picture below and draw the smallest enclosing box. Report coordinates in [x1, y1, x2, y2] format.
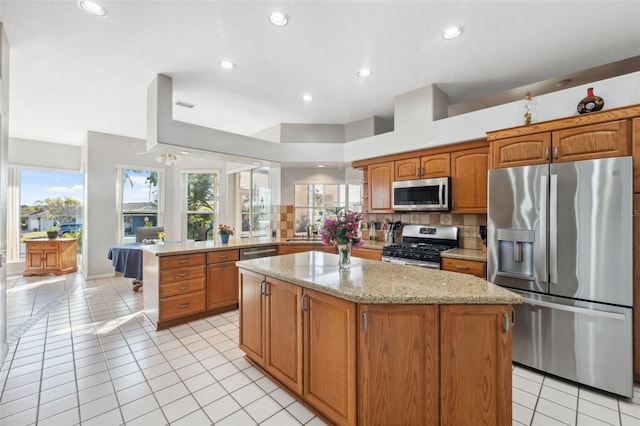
[286, 238, 323, 242]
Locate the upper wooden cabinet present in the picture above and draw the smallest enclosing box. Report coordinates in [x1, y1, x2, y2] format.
[367, 161, 394, 213]
[394, 153, 450, 181]
[490, 116, 632, 169]
[451, 146, 489, 214]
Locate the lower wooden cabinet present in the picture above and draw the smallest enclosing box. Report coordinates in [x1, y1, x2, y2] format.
[238, 270, 514, 426]
[358, 305, 438, 426]
[441, 257, 486, 278]
[278, 245, 335, 255]
[206, 249, 240, 310]
[23, 238, 78, 276]
[440, 304, 512, 426]
[351, 248, 381, 261]
[303, 289, 356, 426]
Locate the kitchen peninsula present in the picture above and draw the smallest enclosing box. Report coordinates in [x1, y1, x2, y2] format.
[236, 251, 520, 426]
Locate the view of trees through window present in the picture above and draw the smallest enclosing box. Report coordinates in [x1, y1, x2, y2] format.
[238, 168, 270, 237]
[121, 168, 160, 242]
[19, 169, 84, 258]
[185, 172, 218, 240]
[294, 183, 362, 234]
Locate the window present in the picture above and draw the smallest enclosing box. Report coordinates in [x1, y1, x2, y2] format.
[238, 168, 270, 237]
[14, 168, 84, 261]
[184, 171, 218, 240]
[119, 168, 162, 243]
[294, 183, 362, 235]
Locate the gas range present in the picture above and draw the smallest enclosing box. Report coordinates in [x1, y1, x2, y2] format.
[382, 225, 458, 269]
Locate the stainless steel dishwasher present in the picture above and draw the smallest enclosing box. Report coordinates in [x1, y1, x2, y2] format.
[239, 246, 278, 260]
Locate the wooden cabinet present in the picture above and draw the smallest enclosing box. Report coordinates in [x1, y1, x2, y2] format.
[440, 305, 512, 426]
[367, 161, 394, 213]
[351, 248, 381, 261]
[490, 120, 629, 169]
[239, 270, 265, 364]
[395, 153, 450, 181]
[206, 249, 239, 311]
[158, 253, 206, 322]
[278, 245, 335, 255]
[441, 257, 486, 278]
[24, 238, 77, 276]
[239, 270, 304, 393]
[451, 146, 489, 213]
[265, 277, 304, 394]
[358, 305, 438, 426]
[303, 289, 357, 426]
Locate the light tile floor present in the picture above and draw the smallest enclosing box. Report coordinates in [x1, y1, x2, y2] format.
[1, 272, 640, 425]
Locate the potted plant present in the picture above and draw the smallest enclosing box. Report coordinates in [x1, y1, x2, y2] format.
[46, 226, 59, 239]
[218, 224, 234, 243]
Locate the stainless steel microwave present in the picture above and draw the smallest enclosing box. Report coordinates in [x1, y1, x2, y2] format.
[392, 177, 450, 211]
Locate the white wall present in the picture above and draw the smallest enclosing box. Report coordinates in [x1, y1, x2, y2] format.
[9, 138, 82, 172]
[83, 131, 234, 279]
[344, 72, 640, 161]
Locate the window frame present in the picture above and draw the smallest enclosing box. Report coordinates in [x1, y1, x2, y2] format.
[182, 169, 220, 241]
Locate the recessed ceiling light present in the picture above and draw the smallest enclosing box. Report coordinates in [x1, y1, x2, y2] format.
[78, 0, 107, 17]
[443, 26, 464, 40]
[357, 68, 372, 78]
[302, 94, 313, 102]
[219, 60, 236, 70]
[269, 11, 289, 27]
[253, 161, 262, 166]
[180, 151, 191, 155]
[317, 164, 325, 168]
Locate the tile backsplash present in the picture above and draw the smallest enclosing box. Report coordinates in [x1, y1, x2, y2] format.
[271, 205, 487, 250]
[363, 212, 487, 249]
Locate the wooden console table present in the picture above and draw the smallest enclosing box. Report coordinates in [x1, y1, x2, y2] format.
[23, 238, 78, 276]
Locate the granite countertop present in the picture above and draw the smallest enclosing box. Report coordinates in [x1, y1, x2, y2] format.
[237, 251, 521, 305]
[140, 237, 385, 256]
[441, 248, 487, 262]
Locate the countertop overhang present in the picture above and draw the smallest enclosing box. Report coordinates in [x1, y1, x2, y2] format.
[237, 251, 520, 305]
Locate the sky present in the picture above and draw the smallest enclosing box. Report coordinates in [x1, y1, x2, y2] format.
[20, 168, 157, 206]
[20, 169, 84, 206]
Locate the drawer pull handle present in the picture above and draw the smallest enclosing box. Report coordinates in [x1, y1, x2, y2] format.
[178, 259, 189, 264]
[455, 265, 470, 270]
[178, 272, 189, 277]
[219, 255, 228, 259]
[179, 303, 190, 309]
[179, 285, 189, 290]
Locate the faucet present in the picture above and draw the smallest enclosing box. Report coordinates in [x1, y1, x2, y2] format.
[205, 222, 214, 241]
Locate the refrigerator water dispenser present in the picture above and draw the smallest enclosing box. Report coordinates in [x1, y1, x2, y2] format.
[497, 228, 534, 278]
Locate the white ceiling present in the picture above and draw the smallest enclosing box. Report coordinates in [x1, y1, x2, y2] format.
[1, 1, 639, 147]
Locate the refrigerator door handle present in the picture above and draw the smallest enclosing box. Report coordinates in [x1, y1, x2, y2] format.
[549, 174, 558, 285]
[524, 298, 628, 321]
[540, 175, 548, 282]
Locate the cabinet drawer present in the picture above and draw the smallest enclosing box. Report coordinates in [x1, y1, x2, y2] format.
[160, 265, 206, 284]
[207, 249, 239, 264]
[159, 290, 206, 321]
[441, 258, 486, 278]
[160, 253, 206, 270]
[31, 242, 59, 250]
[160, 277, 205, 298]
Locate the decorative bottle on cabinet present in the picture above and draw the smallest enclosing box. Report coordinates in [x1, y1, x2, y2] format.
[577, 87, 604, 114]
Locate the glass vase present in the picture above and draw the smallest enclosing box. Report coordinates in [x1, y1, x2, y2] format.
[337, 242, 352, 270]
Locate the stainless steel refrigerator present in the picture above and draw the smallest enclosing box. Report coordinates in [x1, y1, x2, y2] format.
[487, 156, 633, 397]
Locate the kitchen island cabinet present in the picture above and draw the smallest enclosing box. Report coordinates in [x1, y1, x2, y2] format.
[237, 252, 520, 426]
[24, 238, 77, 276]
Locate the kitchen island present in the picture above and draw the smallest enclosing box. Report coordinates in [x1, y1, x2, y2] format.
[236, 251, 521, 426]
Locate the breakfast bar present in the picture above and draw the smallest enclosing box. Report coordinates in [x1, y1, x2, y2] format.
[236, 251, 521, 426]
